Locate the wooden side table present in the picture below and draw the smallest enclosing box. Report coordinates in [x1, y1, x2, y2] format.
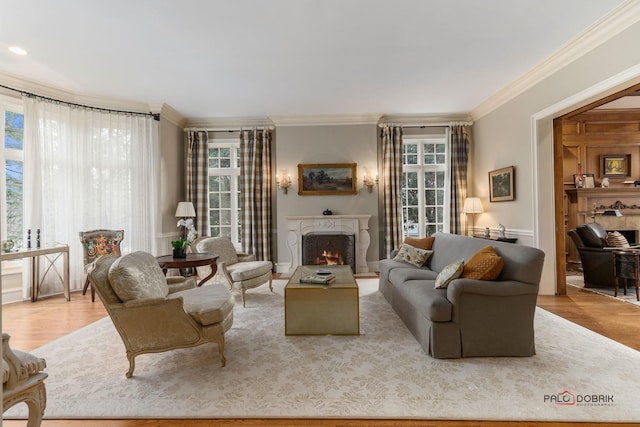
[156, 252, 218, 287]
[612, 249, 640, 301]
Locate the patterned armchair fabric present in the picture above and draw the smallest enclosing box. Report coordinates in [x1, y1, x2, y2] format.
[79, 229, 124, 301]
[2, 333, 48, 426]
[88, 251, 235, 378]
[191, 237, 273, 307]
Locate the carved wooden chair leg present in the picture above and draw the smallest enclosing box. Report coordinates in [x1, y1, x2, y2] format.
[126, 354, 136, 378]
[217, 336, 226, 367]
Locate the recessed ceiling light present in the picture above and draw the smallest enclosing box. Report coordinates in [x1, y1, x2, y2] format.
[8, 46, 28, 56]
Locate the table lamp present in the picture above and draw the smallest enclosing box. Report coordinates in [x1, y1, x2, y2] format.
[463, 197, 484, 237]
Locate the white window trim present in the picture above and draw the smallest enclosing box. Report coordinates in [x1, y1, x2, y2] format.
[207, 138, 241, 247]
[402, 132, 451, 237]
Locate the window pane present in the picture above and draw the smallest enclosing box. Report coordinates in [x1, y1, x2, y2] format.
[424, 172, 435, 188]
[4, 111, 23, 150]
[5, 159, 23, 240]
[209, 194, 219, 209]
[425, 189, 436, 205]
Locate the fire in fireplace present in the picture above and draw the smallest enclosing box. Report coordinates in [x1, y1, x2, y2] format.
[302, 233, 356, 272]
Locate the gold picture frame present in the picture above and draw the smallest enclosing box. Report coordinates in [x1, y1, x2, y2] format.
[489, 166, 515, 202]
[601, 154, 631, 178]
[298, 163, 357, 195]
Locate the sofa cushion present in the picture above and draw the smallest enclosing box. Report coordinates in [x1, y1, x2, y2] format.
[388, 266, 438, 285]
[393, 243, 433, 267]
[462, 246, 504, 280]
[434, 259, 464, 289]
[606, 231, 630, 247]
[170, 284, 235, 326]
[393, 280, 452, 322]
[227, 260, 273, 282]
[108, 251, 169, 302]
[403, 236, 435, 251]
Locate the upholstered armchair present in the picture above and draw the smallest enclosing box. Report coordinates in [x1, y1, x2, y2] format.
[2, 333, 48, 427]
[191, 237, 273, 307]
[568, 222, 618, 288]
[79, 229, 124, 301]
[88, 251, 235, 378]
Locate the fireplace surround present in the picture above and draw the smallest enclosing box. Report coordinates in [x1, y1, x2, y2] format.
[286, 215, 371, 274]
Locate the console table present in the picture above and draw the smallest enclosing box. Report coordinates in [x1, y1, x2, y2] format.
[0, 244, 70, 302]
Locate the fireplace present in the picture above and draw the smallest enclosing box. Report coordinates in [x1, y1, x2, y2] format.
[302, 233, 356, 272]
[285, 215, 371, 274]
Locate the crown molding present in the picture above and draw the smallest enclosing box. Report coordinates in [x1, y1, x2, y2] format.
[269, 113, 382, 127]
[0, 71, 156, 115]
[150, 103, 187, 128]
[471, 0, 640, 120]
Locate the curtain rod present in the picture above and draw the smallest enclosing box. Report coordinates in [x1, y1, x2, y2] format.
[184, 126, 275, 132]
[0, 84, 160, 121]
[378, 121, 473, 128]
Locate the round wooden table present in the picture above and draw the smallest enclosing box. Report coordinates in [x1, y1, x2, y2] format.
[156, 252, 218, 287]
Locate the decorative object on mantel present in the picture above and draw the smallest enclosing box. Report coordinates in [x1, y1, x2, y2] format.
[276, 171, 292, 194]
[498, 224, 506, 239]
[601, 177, 610, 188]
[575, 163, 585, 188]
[488, 166, 515, 202]
[483, 227, 491, 238]
[298, 163, 357, 196]
[323, 209, 332, 216]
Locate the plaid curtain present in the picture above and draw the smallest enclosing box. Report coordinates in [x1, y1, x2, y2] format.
[450, 125, 470, 235]
[239, 129, 272, 261]
[382, 125, 404, 258]
[186, 130, 209, 237]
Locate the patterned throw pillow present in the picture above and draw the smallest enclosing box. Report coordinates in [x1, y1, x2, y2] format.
[462, 246, 504, 280]
[393, 243, 433, 267]
[403, 236, 435, 251]
[606, 231, 630, 248]
[434, 259, 465, 289]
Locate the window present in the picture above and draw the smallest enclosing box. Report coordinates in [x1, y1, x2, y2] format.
[1, 98, 24, 244]
[208, 139, 241, 245]
[401, 135, 450, 238]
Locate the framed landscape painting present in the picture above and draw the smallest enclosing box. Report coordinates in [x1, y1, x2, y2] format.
[489, 166, 515, 202]
[298, 163, 357, 195]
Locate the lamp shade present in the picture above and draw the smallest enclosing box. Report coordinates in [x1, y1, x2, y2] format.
[463, 197, 484, 214]
[175, 201, 196, 218]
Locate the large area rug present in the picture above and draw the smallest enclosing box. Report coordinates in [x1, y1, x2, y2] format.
[566, 274, 640, 305]
[6, 278, 640, 422]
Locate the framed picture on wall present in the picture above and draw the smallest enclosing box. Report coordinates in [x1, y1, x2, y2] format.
[298, 163, 357, 195]
[489, 166, 515, 202]
[601, 154, 631, 178]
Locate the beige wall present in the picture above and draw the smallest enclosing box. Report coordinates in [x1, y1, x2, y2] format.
[274, 124, 380, 272]
[472, 21, 640, 294]
[156, 114, 186, 254]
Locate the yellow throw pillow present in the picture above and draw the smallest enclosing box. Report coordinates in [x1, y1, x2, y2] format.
[403, 236, 435, 251]
[462, 246, 504, 280]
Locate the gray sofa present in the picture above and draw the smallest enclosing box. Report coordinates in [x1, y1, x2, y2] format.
[379, 232, 545, 358]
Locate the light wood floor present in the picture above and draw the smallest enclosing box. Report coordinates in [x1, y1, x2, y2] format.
[3, 280, 640, 427]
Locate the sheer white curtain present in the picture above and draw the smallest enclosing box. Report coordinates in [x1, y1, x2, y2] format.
[23, 96, 159, 295]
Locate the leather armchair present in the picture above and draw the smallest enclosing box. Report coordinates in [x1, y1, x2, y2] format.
[88, 251, 235, 378]
[568, 222, 614, 288]
[191, 237, 273, 307]
[2, 333, 48, 427]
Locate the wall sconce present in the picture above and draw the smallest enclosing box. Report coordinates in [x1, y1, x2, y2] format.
[363, 170, 379, 193]
[276, 172, 292, 194]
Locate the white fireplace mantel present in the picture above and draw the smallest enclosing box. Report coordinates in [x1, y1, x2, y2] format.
[285, 215, 371, 274]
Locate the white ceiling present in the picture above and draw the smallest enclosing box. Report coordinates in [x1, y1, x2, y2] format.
[0, 0, 629, 120]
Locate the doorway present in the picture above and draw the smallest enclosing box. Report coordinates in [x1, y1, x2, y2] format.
[552, 83, 640, 295]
